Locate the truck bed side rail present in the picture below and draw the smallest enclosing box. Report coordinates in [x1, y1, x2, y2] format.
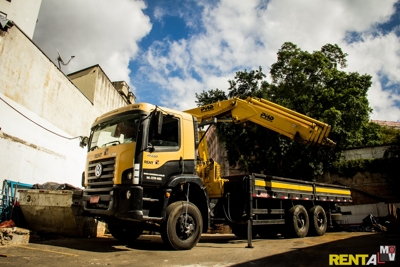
[252, 173, 352, 203]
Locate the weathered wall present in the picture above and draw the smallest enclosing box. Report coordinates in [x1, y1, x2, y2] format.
[318, 171, 399, 205]
[68, 66, 97, 103]
[68, 65, 131, 110]
[91, 66, 129, 115]
[0, 26, 128, 186]
[341, 146, 389, 161]
[0, 95, 83, 186]
[338, 202, 400, 225]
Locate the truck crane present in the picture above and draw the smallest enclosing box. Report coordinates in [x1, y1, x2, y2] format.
[80, 96, 351, 250]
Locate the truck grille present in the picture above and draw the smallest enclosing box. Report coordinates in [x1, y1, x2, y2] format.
[87, 157, 115, 189]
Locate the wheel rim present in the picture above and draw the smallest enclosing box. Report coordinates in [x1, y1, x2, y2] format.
[296, 213, 306, 229]
[176, 213, 196, 240]
[316, 212, 325, 229]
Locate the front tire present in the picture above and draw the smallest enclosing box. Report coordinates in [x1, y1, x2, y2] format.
[161, 201, 203, 250]
[286, 205, 309, 238]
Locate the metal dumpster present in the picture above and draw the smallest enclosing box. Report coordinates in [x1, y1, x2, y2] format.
[18, 189, 104, 237]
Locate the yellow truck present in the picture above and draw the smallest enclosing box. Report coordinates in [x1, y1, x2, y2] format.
[80, 97, 352, 250]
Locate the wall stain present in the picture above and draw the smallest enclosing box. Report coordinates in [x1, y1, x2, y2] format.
[44, 69, 51, 88]
[0, 38, 4, 57]
[1, 131, 66, 159]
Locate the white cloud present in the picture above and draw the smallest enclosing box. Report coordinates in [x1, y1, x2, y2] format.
[33, 0, 152, 91]
[140, 0, 400, 121]
[342, 31, 400, 120]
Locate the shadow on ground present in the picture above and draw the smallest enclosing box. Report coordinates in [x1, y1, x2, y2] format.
[30, 230, 400, 264]
[230, 232, 400, 267]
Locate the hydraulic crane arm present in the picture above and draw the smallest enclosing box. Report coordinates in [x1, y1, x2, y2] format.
[184, 97, 335, 148]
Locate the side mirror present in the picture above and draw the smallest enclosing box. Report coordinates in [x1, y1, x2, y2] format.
[81, 171, 85, 187]
[151, 110, 163, 135]
[79, 136, 89, 148]
[147, 142, 155, 153]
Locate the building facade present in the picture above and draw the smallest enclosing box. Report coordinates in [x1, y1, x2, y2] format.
[0, 0, 42, 38]
[0, 24, 134, 186]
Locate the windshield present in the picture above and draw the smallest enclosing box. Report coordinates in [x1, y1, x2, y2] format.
[90, 114, 140, 151]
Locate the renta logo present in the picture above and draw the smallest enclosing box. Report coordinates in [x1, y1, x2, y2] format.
[329, 245, 396, 265]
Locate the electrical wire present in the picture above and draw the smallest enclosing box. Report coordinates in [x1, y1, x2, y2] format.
[0, 95, 81, 140]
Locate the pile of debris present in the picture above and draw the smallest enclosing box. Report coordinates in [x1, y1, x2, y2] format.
[361, 214, 387, 232]
[0, 220, 32, 246]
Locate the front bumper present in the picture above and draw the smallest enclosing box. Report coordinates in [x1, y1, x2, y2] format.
[82, 185, 144, 221]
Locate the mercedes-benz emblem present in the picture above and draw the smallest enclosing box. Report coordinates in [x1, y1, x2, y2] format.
[95, 163, 103, 178]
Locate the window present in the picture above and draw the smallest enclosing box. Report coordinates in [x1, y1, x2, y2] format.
[149, 115, 179, 148]
[89, 114, 140, 150]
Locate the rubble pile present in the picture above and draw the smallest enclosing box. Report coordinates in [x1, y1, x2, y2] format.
[0, 220, 31, 246]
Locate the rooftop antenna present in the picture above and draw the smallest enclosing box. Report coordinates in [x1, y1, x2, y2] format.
[56, 49, 75, 70]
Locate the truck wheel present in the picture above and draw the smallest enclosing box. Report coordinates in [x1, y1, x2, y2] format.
[309, 206, 327, 236]
[108, 223, 143, 243]
[161, 201, 202, 250]
[287, 205, 309, 238]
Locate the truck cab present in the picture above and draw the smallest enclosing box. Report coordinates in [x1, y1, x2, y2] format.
[82, 103, 209, 250]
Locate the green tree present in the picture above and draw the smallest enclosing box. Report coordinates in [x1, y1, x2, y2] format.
[196, 42, 381, 179]
[384, 131, 400, 159]
[380, 126, 400, 145]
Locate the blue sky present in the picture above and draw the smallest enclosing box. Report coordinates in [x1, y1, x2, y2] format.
[34, 0, 400, 121]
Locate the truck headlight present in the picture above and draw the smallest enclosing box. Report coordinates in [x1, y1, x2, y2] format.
[122, 169, 134, 184]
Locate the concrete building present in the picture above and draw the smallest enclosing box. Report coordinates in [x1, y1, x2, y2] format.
[0, 0, 42, 39]
[0, 23, 134, 187]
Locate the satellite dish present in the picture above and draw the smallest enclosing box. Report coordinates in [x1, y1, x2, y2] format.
[57, 49, 64, 64]
[56, 49, 75, 70]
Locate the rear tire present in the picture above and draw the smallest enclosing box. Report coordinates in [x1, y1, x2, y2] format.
[160, 201, 202, 250]
[286, 205, 309, 238]
[108, 222, 143, 243]
[309, 206, 327, 236]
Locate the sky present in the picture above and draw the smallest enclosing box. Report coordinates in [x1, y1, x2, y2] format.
[33, 0, 400, 121]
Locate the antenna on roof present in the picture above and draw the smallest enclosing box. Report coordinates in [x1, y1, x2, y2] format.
[56, 49, 75, 70]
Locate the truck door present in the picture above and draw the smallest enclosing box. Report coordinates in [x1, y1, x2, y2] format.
[142, 114, 183, 186]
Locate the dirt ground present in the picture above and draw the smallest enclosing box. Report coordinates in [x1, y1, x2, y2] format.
[0, 231, 399, 267]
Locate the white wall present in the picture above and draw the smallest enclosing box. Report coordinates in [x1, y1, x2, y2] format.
[338, 202, 400, 225]
[0, 25, 128, 187]
[342, 146, 389, 161]
[0, 94, 85, 186]
[0, 0, 42, 38]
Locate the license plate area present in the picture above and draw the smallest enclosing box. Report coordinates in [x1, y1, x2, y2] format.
[90, 196, 100, 204]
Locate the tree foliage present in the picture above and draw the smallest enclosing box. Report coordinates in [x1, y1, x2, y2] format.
[380, 126, 400, 145]
[384, 131, 400, 159]
[196, 42, 381, 180]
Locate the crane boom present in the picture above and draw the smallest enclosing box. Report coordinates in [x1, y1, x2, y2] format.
[184, 97, 335, 148]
